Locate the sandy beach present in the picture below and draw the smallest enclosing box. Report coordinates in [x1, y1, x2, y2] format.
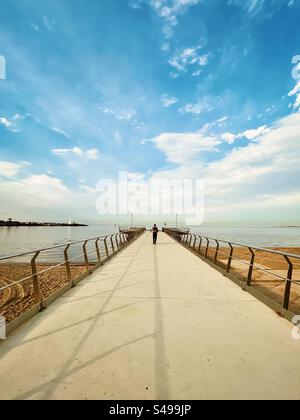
[0, 263, 87, 323]
[205, 246, 300, 314]
[1, 247, 300, 324]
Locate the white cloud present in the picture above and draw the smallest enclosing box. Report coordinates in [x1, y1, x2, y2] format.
[192, 70, 202, 77]
[247, 0, 265, 13]
[117, 109, 137, 120]
[0, 161, 25, 177]
[242, 125, 270, 140]
[99, 106, 137, 121]
[221, 132, 236, 144]
[288, 81, 300, 110]
[23, 174, 67, 191]
[0, 173, 98, 220]
[0, 117, 11, 128]
[143, 0, 201, 39]
[220, 125, 270, 144]
[169, 46, 209, 73]
[86, 148, 100, 160]
[179, 100, 214, 116]
[79, 185, 96, 193]
[149, 112, 300, 222]
[149, 132, 220, 164]
[129, 0, 201, 47]
[52, 127, 71, 138]
[161, 94, 178, 107]
[0, 114, 24, 132]
[52, 147, 100, 160]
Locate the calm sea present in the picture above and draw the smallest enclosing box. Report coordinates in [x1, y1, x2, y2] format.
[0, 224, 119, 258]
[189, 226, 300, 248]
[0, 225, 299, 259]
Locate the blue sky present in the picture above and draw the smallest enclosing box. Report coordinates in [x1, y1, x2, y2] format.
[0, 0, 300, 224]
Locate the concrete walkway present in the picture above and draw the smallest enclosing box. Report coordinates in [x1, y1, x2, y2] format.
[0, 233, 299, 400]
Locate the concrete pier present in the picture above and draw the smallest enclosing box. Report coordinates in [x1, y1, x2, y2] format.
[0, 233, 299, 400]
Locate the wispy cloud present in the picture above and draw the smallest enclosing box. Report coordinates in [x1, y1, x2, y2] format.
[179, 100, 214, 116]
[42, 15, 55, 31]
[169, 46, 209, 73]
[30, 23, 39, 32]
[0, 114, 23, 132]
[288, 81, 300, 110]
[51, 127, 71, 138]
[99, 106, 137, 121]
[161, 94, 178, 107]
[52, 147, 100, 160]
[130, 0, 201, 40]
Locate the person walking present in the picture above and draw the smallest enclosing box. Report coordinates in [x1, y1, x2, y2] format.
[152, 224, 159, 245]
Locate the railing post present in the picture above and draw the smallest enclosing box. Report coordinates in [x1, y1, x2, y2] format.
[226, 243, 234, 273]
[214, 240, 220, 264]
[247, 248, 255, 286]
[83, 240, 89, 271]
[110, 235, 115, 254]
[205, 238, 210, 259]
[283, 256, 293, 311]
[189, 235, 193, 248]
[118, 234, 122, 248]
[31, 251, 42, 307]
[64, 244, 72, 282]
[95, 238, 101, 264]
[193, 235, 197, 250]
[104, 236, 109, 259]
[115, 235, 119, 250]
[188, 234, 191, 246]
[198, 237, 202, 253]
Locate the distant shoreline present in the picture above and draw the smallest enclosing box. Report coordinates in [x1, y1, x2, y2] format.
[0, 221, 88, 227]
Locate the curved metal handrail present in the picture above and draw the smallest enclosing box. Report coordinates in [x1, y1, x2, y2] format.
[164, 228, 300, 316]
[0, 229, 145, 326]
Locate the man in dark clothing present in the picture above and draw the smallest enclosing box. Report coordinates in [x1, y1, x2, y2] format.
[152, 224, 159, 244]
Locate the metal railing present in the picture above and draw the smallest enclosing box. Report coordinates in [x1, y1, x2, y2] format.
[165, 228, 300, 320]
[0, 229, 145, 327]
[119, 226, 147, 232]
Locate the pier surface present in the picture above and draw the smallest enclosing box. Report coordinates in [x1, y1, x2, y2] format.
[0, 233, 299, 400]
